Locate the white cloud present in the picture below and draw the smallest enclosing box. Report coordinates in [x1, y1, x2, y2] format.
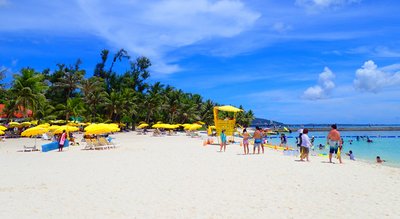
[77, 0, 260, 74]
[0, 0, 260, 75]
[348, 46, 400, 58]
[303, 67, 336, 100]
[354, 60, 400, 93]
[271, 22, 292, 33]
[296, 0, 360, 11]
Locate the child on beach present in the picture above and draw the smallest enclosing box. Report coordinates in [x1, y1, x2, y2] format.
[242, 129, 250, 155]
[346, 150, 355, 160]
[219, 130, 227, 152]
[299, 128, 311, 161]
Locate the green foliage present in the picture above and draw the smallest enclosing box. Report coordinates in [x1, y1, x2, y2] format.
[0, 49, 254, 126]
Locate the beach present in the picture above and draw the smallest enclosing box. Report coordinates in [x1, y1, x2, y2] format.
[1, 132, 400, 218]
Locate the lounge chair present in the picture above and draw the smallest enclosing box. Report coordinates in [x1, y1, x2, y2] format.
[22, 145, 39, 152]
[91, 139, 109, 150]
[99, 137, 116, 149]
[83, 139, 94, 150]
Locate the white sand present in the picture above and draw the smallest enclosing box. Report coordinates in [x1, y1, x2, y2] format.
[1, 132, 399, 218]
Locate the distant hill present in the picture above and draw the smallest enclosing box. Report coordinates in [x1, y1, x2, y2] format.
[251, 118, 284, 127]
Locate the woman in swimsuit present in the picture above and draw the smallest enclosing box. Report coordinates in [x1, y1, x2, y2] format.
[242, 129, 250, 154]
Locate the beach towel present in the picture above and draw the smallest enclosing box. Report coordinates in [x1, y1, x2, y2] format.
[59, 133, 67, 146]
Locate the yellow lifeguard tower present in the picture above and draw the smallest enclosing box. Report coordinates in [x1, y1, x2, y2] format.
[213, 105, 243, 142]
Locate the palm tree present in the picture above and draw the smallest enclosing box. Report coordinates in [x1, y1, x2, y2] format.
[104, 90, 128, 122]
[81, 77, 108, 122]
[244, 110, 255, 127]
[55, 97, 85, 121]
[143, 82, 164, 123]
[200, 99, 216, 125]
[34, 97, 57, 122]
[10, 68, 47, 117]
[54, 60, 85, 100]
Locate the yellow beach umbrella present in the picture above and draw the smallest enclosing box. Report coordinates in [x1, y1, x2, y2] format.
[181, 124, 192, 129]
[21, 127, 49, 147]
[48, 125, 61, 132]
[8, 122, 21, 128]
[53, 125, 79, 134]
[21, 121, 32, 127]
[21, 127, 49, 137]
[152, 123, 164, 128]
[0, 125, 7, 131]
[188, 124, 202, 130]
[85, 123, 120, 135]
[67, 122, 79, 126]
[37, 123, 50, 128]
[0, 130, 4, 135]
[138, 123, 149, 129]
[51, 120, 66, 124]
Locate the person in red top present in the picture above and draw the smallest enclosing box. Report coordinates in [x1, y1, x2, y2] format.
[327, 124, 342, 163]
[59, 130, 67, 152]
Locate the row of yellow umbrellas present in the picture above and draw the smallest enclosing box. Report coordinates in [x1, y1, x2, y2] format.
[137, 123, 203, 130]
[20, 123, 121, 137]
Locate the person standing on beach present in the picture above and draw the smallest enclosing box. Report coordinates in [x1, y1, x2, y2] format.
[242, 129, 250, 154]
[219, 130, 227, 152]
[280, 133, 287, 147]
[300, 128, 311, 161]
[253, 127, 262, 154]
[59, 130, 67, 152]
[260, 129, 265, 154]
[327, 124, 342, 163]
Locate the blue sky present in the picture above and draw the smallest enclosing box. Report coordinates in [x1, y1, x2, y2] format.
[1, 0, 400, 124]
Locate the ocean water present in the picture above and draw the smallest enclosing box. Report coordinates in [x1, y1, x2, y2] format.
[265, 131, 400, 167]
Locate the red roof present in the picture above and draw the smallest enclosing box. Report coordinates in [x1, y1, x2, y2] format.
[0, 104, 33, 118]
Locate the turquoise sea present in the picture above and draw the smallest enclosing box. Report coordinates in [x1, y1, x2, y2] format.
[265, 131, 400, 167]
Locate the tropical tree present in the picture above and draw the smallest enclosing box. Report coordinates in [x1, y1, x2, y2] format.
[10, 68, 47, 117]
[0, 49, 255, 127]
[55, 97, 85, 121]
[200, 99, 216, 125]
[143, 82, 164, 123]
[54, 59, 85, 100]
[34, 97, 56, 122]
[81, 77, 108, 122]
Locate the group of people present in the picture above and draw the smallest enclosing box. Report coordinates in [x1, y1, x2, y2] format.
[218, 124, 386, 164]
[220, 127, 267, 154]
